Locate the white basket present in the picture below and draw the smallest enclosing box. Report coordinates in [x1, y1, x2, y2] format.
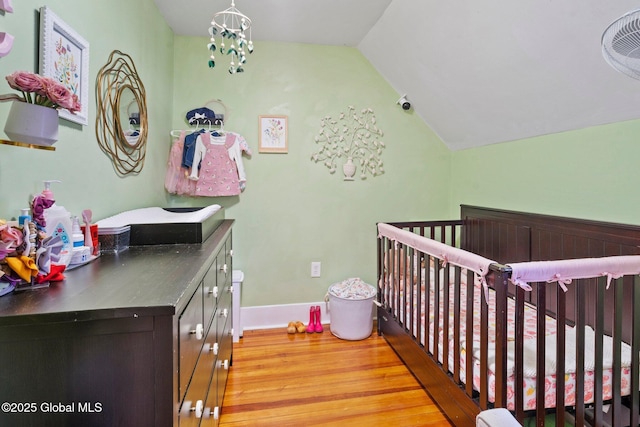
[326, 278, 376, 341]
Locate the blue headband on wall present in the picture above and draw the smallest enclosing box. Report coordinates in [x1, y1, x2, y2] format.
[186, 107, 216, 125]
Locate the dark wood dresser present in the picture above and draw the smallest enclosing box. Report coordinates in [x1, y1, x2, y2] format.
[0, 220, 234, 427]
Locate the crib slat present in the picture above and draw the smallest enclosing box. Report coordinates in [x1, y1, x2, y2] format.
[442, 262, 451, 373]
[433, 259, 441, 367]
[554, 284, 566, 427]
[592, 277, 606, 427]
[574, 279, 586, 426]
[479, 274, 489, 409]
[395, 243, 402, 325]
[631, 275, 640, 427]
[514, 285, 525, 423]
[493, 270, 508, 408]
[403, 244, 409, 328]
[611, 277, 623, 427]
[452, 266, 462, 384]
[465, 269, 475, 398]
[408, 246, 415, 339]
[535, 281, 546, 426]
[425, 255, 433, 356]
[416, 251, 423, 352]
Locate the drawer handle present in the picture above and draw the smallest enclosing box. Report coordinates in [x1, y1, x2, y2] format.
[209, 342, 219, 355]
[191, 400, 203, 418]
[213, 406, 220, 420]
[219, 308, 228, 318]
[229, 328, 234, 337]
[209, 286, 219, 298]
[229, 249, 233, 257]
[220, 263, 228, 274]
[222, 359, 229, 370]
[190, 323, 204, 340]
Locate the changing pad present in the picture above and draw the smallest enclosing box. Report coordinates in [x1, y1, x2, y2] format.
[96, 205, 221, 230]
[96, 205, 224, 245]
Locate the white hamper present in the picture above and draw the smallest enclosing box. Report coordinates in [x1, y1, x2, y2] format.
[326, 278, 376, 340]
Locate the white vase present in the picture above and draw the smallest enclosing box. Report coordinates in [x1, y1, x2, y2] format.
[343, 157, 356, 181]
[4, 101, 59, 146]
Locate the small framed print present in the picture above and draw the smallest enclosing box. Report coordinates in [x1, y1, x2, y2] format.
[39, 6, 90, 125]
[259, 115, 288, 153]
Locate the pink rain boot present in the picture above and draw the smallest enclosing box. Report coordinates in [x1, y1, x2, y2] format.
[314, 306, 324, 333]
[306, 306, 316, 333]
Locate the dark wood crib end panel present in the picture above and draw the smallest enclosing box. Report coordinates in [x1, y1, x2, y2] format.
[460, 205, 640, 261]
[377, 306, 478, 427]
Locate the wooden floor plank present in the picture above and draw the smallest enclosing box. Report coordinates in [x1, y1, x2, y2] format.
[220, 325, 453, 426]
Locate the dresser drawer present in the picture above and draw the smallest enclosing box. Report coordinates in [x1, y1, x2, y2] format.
[178, 283, 205, 398]
[216, 311, 232, 407]
[202, 265, 218, 330]
[202, 362, 221, 427]
[178, 326, 217, 427]
[216, 243, 231, 297]
[217, 285, 232, 339]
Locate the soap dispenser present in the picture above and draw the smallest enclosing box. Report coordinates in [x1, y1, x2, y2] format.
[41, 179, 60, 200]
[42, 180, 73, 266]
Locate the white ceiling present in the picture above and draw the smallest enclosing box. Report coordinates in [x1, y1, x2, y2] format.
[155, 0, 640, 151]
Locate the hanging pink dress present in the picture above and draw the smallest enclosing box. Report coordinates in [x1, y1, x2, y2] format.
[194, 132, 242, 197]
[165, 131, 197, 196]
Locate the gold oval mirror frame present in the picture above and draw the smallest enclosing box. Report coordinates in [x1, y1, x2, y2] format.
[95, 50, 148, 175]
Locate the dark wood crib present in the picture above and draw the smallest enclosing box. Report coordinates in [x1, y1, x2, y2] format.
[376, 205, 640, 427]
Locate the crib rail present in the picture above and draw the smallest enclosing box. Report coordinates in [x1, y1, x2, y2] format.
[377, 220, 640, 427]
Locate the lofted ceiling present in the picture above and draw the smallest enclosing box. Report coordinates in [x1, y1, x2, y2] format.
[154, 0, 640, 151]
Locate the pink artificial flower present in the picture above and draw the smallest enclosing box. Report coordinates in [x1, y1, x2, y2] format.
[43, 78, 78, 112]
[6, 71, 45, 94]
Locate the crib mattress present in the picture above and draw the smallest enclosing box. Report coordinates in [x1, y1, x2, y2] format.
[392, 270, 633, 411]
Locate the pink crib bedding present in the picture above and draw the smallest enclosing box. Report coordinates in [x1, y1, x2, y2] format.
[393, 268, 633, 411]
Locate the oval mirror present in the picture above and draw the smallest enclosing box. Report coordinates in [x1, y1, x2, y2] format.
[116, 85, 142, 148]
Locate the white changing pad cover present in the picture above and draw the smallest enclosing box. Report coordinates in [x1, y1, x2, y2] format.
[96, 205, 221, 231]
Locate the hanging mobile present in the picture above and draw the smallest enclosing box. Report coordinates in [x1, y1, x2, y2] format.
[206, 1, 253, 74]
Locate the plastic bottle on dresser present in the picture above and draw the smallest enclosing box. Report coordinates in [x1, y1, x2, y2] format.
[70, 216, 91, 265]
[41, 180, 73, 266]
[18, 208, 31, 226]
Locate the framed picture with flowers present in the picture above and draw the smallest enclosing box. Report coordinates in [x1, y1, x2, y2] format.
[39, 6, 89, 125]
[258, 115, 288, 153]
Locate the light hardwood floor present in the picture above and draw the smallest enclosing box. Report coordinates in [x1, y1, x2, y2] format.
[219, 323, 453, 427]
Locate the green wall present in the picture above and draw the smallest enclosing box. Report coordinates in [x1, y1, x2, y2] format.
[171, 38, 450, 306]
[0, 0, 174, 219]
[450, 120, 640, 225]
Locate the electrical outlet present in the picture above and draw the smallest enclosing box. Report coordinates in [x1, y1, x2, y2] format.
[311, 261, 321, 278]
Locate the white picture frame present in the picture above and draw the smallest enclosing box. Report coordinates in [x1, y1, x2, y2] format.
[258, 115, 288, 153]
[39, 6, 90, 125]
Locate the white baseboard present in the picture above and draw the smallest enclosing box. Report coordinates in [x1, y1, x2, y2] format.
[240, 302, 331, 332]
